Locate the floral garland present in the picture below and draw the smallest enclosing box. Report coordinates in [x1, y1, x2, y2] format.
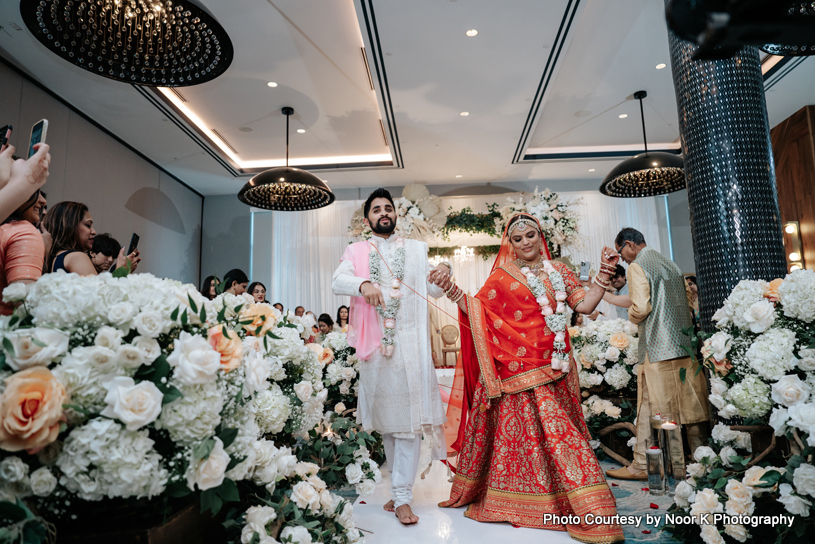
[368, 238, 405, 357]
[520, 261, 570, 372]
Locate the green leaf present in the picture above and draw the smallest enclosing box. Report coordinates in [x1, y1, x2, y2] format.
[30, 336, 47, 348]
[226, 455, 247, 472]
[269, 333, 282, 340]
[111, 265, 129, 278]
[788, 455, 804, 470]
[165, 482, 193, 498]
[161, 385, 183, 405]
[199, 306, 207, 324]
[62, 403, 93, 415]
[756, 469, 783, 487]
[181, 310, 188, 326]
[171, 307, 180, 321]
[679, 367, 687, 384]
[708, 468, 725, 479]
[193, 438, 216, 460]
[714, 477, 727, 489]
[188, 294, 198, 314]
[218, 427, 239, 449]
[214, 479, 240, 503]
[0, 501, 27, 523]
[200, 488, 223, 515]
[694, 365, 703, 376]
[2, 337, 15, 357]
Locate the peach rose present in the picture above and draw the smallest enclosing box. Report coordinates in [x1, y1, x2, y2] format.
[609, 332, 630, 350]
[568, 326, 581, 338]
[0, 367, 67, 452]
[764, 278, 783, 303]
[579, 350, 593, 369]
[240, 304, 278, 337]
[207, 326, 243, 372]
[318, 348, 334, 365]
[712, 357, 734, 377]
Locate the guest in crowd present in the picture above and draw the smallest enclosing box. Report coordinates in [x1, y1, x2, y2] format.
[317, 313, 334, 338]
[273, 302, 284, 313]
[201, 276, 217, 300]
[0, 189, 46, 315]
[335, 305, 349, 331]
[570, 311, 584, 328]
[294, 305, 305, 317]
[685, 275, 699, 322]
[44, 202, 140, 275]
[602, 264, 631, 320]
[221, 269, 248, 295]
[88, 233, 121, 273]
[248, 281, 268, 303]
[0, 143, 50, 224]
[605, 228, 709, 481]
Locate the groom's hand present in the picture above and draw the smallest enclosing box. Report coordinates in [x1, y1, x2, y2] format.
[360, 281, 385, 308]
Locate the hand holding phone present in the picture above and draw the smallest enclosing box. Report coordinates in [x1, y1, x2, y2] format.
[0, 125, 11, 152]
[579, 261, 591, 282]
[28, 120, 48, 159]
[127, 233, 140, 255]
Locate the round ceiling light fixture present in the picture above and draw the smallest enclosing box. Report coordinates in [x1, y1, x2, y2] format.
[600, 90, 685, 198]
[20, 0, 233, 87]
[238, 107, 335, 211]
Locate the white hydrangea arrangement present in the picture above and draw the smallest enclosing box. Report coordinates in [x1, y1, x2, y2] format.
[665, 271, 815, 544]
[494, 187, 582, 256]
[0, 271, 329, 531]
[320, 332, 361, 411]
[571, 318, 639, 396]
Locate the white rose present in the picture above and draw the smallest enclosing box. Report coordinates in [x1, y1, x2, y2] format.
[357, 479, 376, 496]
[307, 474, 327, 493]
[117, 344, 146, 370]
[778, 483, 812, 516]
[709, 376, 729, 398]
[700, 525, 724, 544]
[693, 446, 717, 462]
[709, 394, 726, 410]
[339, 382, 351, 395]
[294, 462, 320, 478]
[5, 328, 70, 371]
[340, 367, 356, 381]
[334, 402, 346, 413]
[797, 348, 815, 371]
[291, 481, 321, 512]
[100, 376, 163, 431]
[187, 437, 230, 491]
[244, 505, 276, 537]
[604, 346, 620, 362]
[788, 402, 815, 432]
[724, 524, 748, 543]
[674, 480, 695, 508]
[293, 380, 314, 402]
[742, 299, 776, 333]
[107, 301, 136, 329]
[708, 332, 732, 361]
[275, 450, 297, 479]
[134, 310, 165, 338]
[167, 331, 221, 385]
[711, 423, 739, 443]
[345, 463, 364, 484]
[734, 432, 751, 452]
[769, 407, 790, 436]
[686, 463, 707, 478]
[771, 375, 811, 407]
[793, 464, 815, 498]
[742, 466, 782, 495]
[243, 354, 271, 397]
[719, 446, 738, 467]
[280, 526, 312, 544]
[2, 282, 28, 302]
[0, 457, 29, 482]
[94, 326, 124, 349]
[29, 467, 58, 497]
[724, 480, 755, 516]
[691, 489, 724, 517]
[337, 503, 354, 529]
[132, 336, 161, 364]
[718, 404, 739, 419]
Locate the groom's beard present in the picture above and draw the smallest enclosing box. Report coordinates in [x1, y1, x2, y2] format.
[371, 216, 396, 234]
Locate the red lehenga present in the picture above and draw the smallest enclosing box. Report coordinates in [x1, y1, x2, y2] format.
[440, 222, 624, 544]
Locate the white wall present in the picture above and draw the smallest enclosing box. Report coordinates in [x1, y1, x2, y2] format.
[200, 195, 252, 283]
[0, 62, 203, 285]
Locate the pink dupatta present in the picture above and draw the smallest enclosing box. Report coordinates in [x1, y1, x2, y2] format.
[340, 241, 381, 360]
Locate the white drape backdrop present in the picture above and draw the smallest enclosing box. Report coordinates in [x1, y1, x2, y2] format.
[251, 192, 662, 331]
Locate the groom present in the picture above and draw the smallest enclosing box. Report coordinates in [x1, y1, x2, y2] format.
[332, 188, 450, 525]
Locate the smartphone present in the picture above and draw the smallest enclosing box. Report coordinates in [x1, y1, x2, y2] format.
[0, 125, 11, 152]
[579, 261, 591, 282]
[127, 233, 140, 255]
[28, 119, 48, 158]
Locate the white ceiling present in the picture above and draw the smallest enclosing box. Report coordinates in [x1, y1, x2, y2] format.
[0, 0, 812, 197]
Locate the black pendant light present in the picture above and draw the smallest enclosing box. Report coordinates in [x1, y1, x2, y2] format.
[238, 107, 335, 211]
[600, 91, 685, 198]
[20, 0, 233, 87]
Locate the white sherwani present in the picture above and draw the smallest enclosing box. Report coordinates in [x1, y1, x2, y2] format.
[331, 235, 447, 437]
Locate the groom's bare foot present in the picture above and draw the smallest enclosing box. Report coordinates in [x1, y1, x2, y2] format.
[383, 500, 394, 512]
[395, 504, 419, 525]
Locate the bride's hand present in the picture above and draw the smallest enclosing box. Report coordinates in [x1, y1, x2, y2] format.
[600, 246, 620, 267]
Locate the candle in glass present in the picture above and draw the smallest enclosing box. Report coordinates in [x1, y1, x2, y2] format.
[659, 415, 683, 494]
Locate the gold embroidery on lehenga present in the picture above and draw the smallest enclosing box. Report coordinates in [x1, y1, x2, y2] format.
[510, 282, 520, 291]
[516, 346, 527, 357]
[514, 310, 523, 321]
[508, 361, 520, 372]
[488, 289, 497, 300]
[494, 319, 503, 329]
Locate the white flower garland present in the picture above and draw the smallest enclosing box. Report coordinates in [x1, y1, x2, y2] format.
[368, 237, 406, 357]
[521, 261, 570, 372]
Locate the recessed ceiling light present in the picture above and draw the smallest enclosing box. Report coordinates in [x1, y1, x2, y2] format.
[655, 63, 667, 70]
[789, 252, 801, 261]
[619, 114, 628, 118]
[297, 129, 306, 133]
[267, 81, 278, 87]
[455, 174, 463, 178]
[588, 168, 596, 172]
[785, 224, 797, 233]
[238, 126, 254, 133]
[460, 111, 469, 116]
[466, 29, 478, 37]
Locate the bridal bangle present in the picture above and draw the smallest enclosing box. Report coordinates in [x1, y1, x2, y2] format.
[447, 284, 465, 303]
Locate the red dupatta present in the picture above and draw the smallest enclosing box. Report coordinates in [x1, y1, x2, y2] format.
[443, 214, 586, 459]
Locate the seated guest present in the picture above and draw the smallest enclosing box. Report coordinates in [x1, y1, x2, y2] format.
[0, 189, 46, 315]
[603, 264, 631, 319]
[222, 269, 248, 295]
[273, 302, 284, 313]
[335, 305, 349, 331]
[248, 281, 268, 303]
[294, 305, 305, 317]
[317, 313, 334, 342]
[88, 233, 121, 273]
[685, 275, 699, 322]
[44, 202, 140, 275]
[201, 276, 217, 300]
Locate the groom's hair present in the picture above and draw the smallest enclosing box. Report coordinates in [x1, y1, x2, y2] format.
[363, 188, 395, 218]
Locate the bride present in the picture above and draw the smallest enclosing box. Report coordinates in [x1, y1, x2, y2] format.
[437, 213, 625, 543]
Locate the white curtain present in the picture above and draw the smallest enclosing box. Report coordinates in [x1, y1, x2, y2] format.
[251, 191, 661, 330]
